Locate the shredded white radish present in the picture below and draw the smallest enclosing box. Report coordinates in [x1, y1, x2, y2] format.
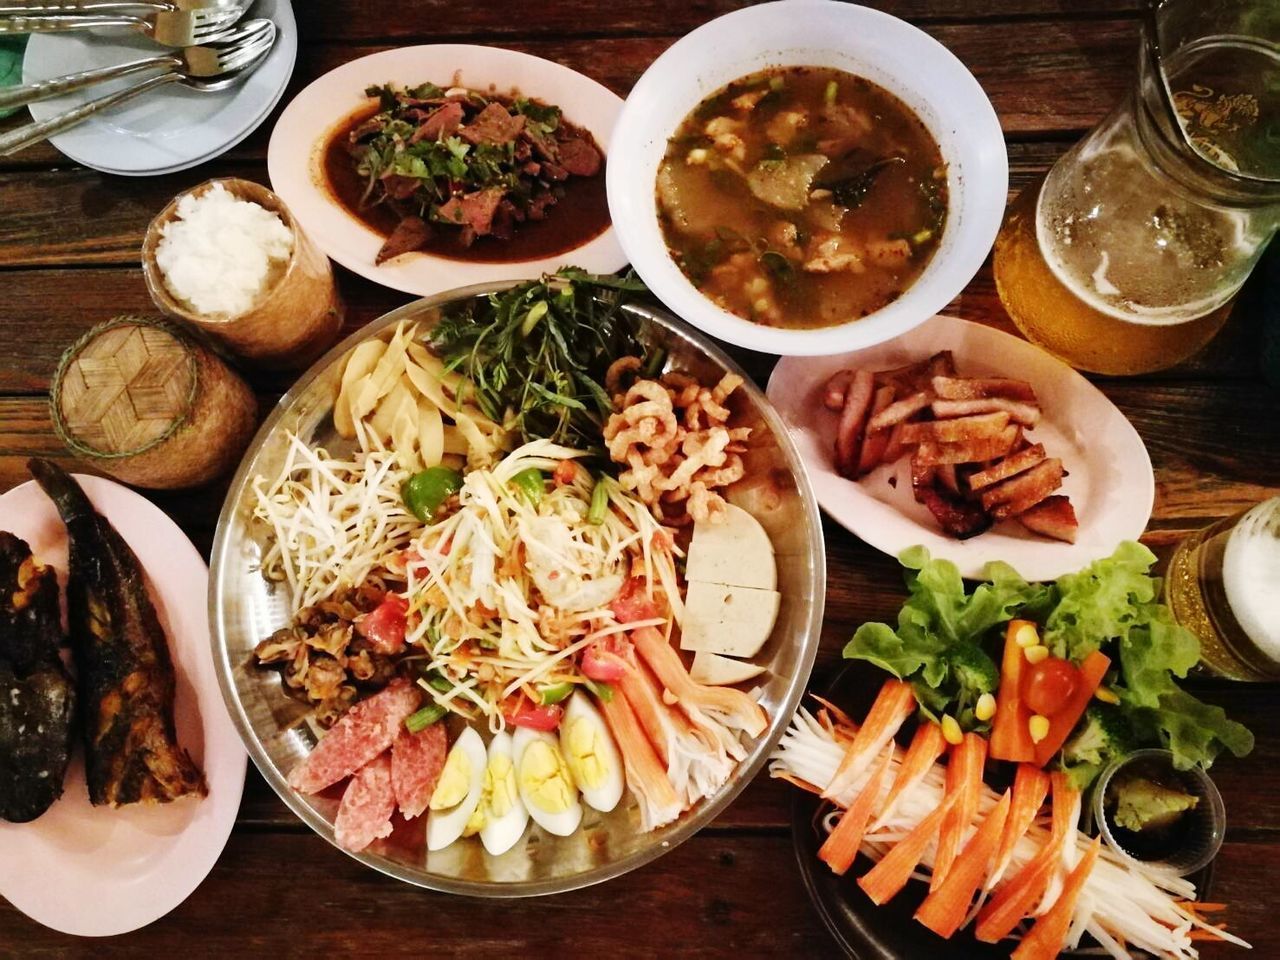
[769, 706, 1251, 959]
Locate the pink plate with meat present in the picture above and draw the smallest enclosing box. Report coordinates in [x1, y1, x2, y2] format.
[0, 476, 246, 936]
[766, 314, 1155, 582]
[268, 44, 627, 297]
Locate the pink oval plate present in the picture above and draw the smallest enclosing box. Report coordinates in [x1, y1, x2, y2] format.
[0, 475, 246, 937]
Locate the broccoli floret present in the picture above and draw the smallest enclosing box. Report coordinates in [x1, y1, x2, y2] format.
[1108, 775, 1199, 832]
[949, 645, 1000, 695]
[1060, 703, 1133, 789]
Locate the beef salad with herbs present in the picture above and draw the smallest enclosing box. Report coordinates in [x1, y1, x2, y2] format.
[332, 82, 605, 265]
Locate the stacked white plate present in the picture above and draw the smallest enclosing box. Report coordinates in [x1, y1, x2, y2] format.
[20, 0, 296, 175]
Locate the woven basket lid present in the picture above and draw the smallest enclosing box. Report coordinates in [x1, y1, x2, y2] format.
[52, 316, 200, 459]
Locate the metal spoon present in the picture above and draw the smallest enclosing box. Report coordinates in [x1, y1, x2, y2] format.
[0, 17, 275, 156]
[0, 15, 271, 111]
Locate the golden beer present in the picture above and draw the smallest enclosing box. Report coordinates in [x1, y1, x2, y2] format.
[1166, 499, 1280, 682]
[993, 183, 1234, 376]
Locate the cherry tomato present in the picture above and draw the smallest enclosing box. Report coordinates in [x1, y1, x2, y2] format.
[553, 459, 580, 486]
[356, 595, 409, 655]
[503, 698, 564, 731]
[582, 638, 629, 682]
[1023, 657, 1081, 717]
[610, 577, 662, 624]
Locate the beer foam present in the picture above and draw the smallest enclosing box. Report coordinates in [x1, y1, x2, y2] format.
[1222, 500, 1280, 663]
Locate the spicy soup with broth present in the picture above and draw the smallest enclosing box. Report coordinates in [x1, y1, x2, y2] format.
[657, 67, 947, 329]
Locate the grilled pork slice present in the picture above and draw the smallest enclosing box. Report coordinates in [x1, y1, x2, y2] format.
[932, 397, 1041, 427]
[1017, 495, 1079, 543]
[917, 482, 992, 539]
[930, 375, 1038, 403]
[967, 443, 1048, 492]
[980, 458, 1065, 520]
[0, 532, 75, 822]
[28, 459, 207, 807]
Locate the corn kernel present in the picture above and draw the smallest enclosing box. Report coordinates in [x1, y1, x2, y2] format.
[1024, 644, 1050, 665]
[1029, 714, 1051, 744]
[940, 714, 963, 745]
[686, 148, 708, 165]
[1014, 623, 1040, 648]
[975, 692, 997, 722]
[1094, 686, 1120, 705]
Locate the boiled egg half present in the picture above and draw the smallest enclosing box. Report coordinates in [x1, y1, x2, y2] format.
[512, 726, 582, 836]
[560, 692, 624, 813]
[476, 730, 530, 856]
[426, 725, 486, 851]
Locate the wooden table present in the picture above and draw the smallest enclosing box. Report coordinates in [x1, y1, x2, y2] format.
[2, 1, 1276, 956]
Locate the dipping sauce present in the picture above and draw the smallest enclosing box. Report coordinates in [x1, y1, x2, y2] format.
[322, 87, 611, 265]
[657, 66, 947, 329]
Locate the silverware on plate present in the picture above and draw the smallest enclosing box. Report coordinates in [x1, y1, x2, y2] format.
[0, 3, 247, 45]
[0, 0, 243, 13]
[0, 17, 274, 156]
[0, 14, 269, 111]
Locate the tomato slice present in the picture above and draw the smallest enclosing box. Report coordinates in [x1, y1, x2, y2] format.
[357, 595, 409, 655]
[553, 459, 580, 486]
[1023, 657, 1081, 717]
[581, 639, 628, 682]
[503, 698, 564, 731]
[610, 577, 662, 624]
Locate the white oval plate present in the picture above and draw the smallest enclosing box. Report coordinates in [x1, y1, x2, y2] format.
[0, 475, 246, 936]
[766, 315, 1155, 581]
[607, 0, 1007, 357]
[267, 44, 627, 297]
[22, 0, 296, 176]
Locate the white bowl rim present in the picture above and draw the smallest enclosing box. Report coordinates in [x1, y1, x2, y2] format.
[606, 0, 1009, 357]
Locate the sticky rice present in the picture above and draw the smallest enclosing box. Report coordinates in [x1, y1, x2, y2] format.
[155, 182, 294, 317]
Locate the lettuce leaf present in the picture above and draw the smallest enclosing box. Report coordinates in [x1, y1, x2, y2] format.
[845, 548, 1047, 727]
[845, 542, 1253, 773]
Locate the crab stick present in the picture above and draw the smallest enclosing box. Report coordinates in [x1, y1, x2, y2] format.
[818, 744, 894, 875]
[987, 764, 1051, 891]
[1010, 836, 1102, 960]
[857, 788, 961, 906]
[598, 687, 682, 831]
[822, 679, 916, 804]
[870, 720, 946, 831]
[632, 627, 767, 737]
[975, 773, 1079, 943]
[931, 732, 988, 890]
[915, 789, 1012, 938]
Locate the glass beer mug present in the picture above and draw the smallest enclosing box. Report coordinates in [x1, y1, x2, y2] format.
[994, 0, 1280, 376]
[1166, 498, 1280, 681]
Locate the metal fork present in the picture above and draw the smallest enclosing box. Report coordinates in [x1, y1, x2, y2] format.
[0, 3, 247, 45]
[0, 15, 271, 112]
[0, 1, 241, 13]
[0, 17, 275, 155]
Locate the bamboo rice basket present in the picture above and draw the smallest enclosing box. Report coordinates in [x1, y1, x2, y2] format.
[50, 316, 258, 489]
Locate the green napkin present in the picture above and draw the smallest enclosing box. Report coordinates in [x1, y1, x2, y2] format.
[0, 36, 28, 120]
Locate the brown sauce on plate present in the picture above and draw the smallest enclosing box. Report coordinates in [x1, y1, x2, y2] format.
[321, 104, 611, 264]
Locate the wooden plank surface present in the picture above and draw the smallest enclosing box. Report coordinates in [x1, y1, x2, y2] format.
[1, 0, 1277, 954]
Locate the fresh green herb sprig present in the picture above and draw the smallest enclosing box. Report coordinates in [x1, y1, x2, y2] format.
[428, 268, 652, 449]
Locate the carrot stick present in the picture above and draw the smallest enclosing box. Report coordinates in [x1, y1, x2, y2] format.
[823, 679, 916, 803]
[857, 789, 961, 906]
[986, 764, 1051, 891]
[818, 744, 894, 875]
[975, 773, 1078, 943]
[871, 720, 946, 831]
[931, 732, 988, 890]
[990, 620, 1035, 762]
[1010, 836, 1102, 960]
[915, 789, 1012, 938]
[1032, 650, 1111, 766]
